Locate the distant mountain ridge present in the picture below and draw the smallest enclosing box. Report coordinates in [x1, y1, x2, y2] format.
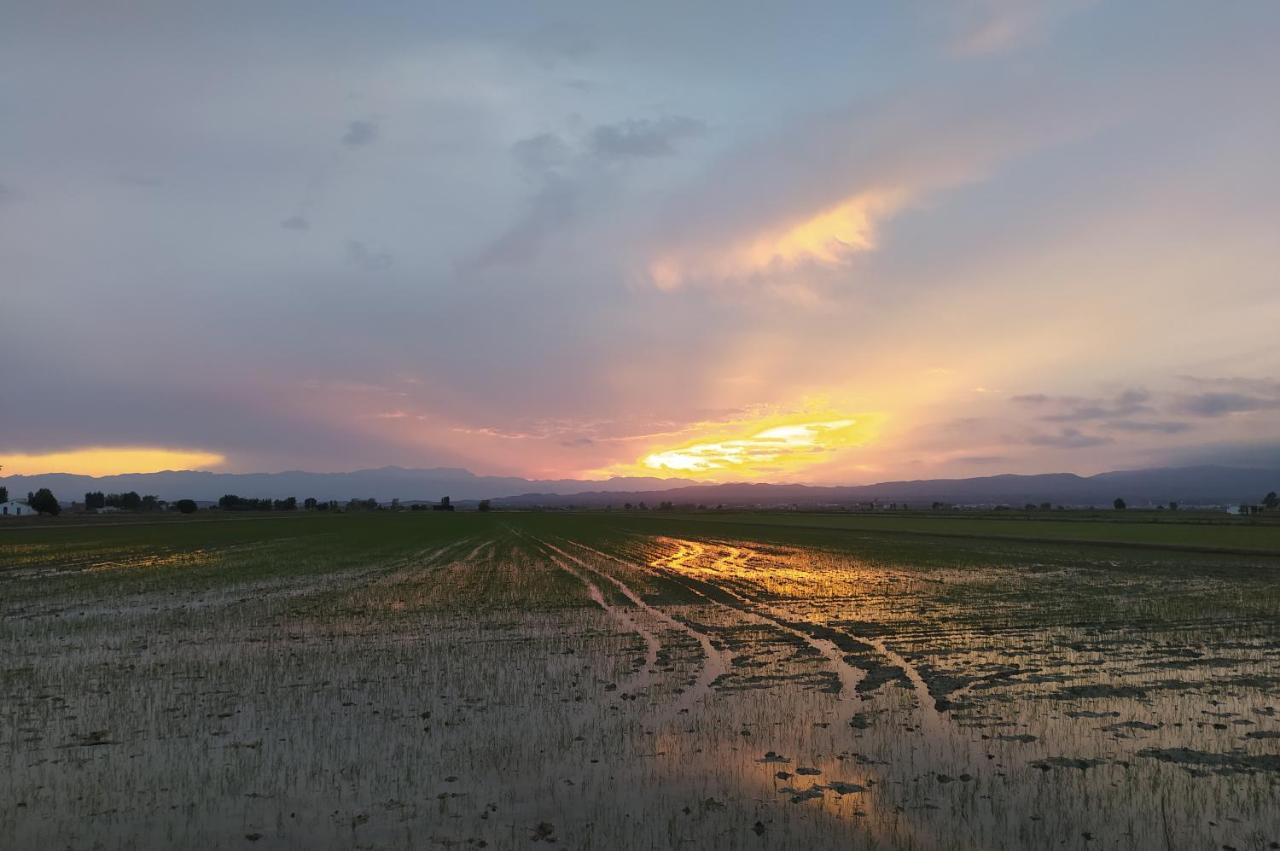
[0, 466, 695, 503]
[3, 464, 1277, 507]
[491, 466, 1280, 508]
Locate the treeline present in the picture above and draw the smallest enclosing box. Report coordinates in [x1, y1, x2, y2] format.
[85, 491, 198, 514]
[2, 488, 479, 516]
[218, 495, 297, 511]
[85, 491, 164, 511]
[217, 496, 389, 511]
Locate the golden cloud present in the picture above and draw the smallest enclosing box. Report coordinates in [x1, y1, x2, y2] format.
[649, 189, 906, 290]
[603, 413, 882, 479]
[0, 446, 225, 477]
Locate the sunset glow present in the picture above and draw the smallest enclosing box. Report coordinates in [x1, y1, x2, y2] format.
[611, 414, 881, 479]
[3, 3, 1278, 484]
[650, 191, 901, 288]
[0, 447, 225, 477]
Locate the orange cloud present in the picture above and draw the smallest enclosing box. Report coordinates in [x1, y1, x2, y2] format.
[649, 189, 907, 289]
[602, 412, 882, 480]
[0, 446, 225, 477]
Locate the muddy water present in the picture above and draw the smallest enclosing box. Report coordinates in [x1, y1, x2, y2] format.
[2, 528, 1278, 849]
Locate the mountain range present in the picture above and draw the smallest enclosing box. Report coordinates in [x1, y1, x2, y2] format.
[0, 467, 693, 504]
[3, 465, 1277, 508]
[492, 465, 1280, 508]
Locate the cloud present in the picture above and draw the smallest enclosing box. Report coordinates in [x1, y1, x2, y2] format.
[1154, 441, 1280, 470]
[1032, 388, 1153, 422]
[511, 132, 572, 175]
[467, 172, 578, 267]
[280, 215, 310, 231]
[588, 116, 705, 160]
[1175, 392, 1280, 418]
[945, 0, 1095, 56]
[469, 114, 705, 269]
[0, 446, 225, 476]
[1025, 428, 1112, 449]
[599, 413, 882, 479]
[345, 239, 392, 272]
[342, 120, 378, 147]
[119, 174, 165, 188]
[6, 3, 1280, 482]
[642, 76, 1088, 292]
[648, 189, 906, 291]
[1103, 420, 1192, 434]
[640, 418, 863, 473]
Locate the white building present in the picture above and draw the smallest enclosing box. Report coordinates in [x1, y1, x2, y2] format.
[0, 500, 37, 517]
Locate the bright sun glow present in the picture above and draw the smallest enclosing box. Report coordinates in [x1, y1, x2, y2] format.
[650, 190, 904, 289]
[0, 447, 225, 477]
[608, 414, 880, 479]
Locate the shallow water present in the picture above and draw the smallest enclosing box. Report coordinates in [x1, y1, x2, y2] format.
[2, 517, 1278, 849]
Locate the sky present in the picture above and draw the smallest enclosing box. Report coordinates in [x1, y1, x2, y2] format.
[2, 1, 1279, 483]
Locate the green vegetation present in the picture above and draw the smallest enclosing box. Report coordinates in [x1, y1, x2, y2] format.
[637, 508, 1280, 554]
[24, 487, 59, 516]
[3, 511, 1278, 849]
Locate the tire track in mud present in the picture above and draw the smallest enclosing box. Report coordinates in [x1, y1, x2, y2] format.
[581, 538, 952, 727]
[535, 539, 732, 715]
[638, 539, 1004, 783]
[608, 541, 866, 706]
[679, 539, 943, 710]
[531, 543, 663, 699]
[365, 538, 486, 590]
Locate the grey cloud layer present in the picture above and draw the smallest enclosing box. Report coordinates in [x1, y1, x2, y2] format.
[341, 120, 379, 148]
[2, 2, 1279, 479]
[588, 117, 705, 160]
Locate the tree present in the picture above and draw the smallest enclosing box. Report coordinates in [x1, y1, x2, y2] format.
[221, 494, 265, 511]
[304, 497, 318, 510]
[174, 499, 197, 514]
[27, 488, 60, 516]
[477, 499, 491, 512]
[1265, 491, 1279, 510]
[1168, 501, 1178, 511]
[0, 485, 7, 503]
[108, 491, 143, 511]
[85, 491, 106, 510]
[1113, 497, 1127, 510]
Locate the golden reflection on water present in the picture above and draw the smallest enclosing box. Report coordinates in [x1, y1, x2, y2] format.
[646, 535, 897, 601]
[87, 548, 220, 573]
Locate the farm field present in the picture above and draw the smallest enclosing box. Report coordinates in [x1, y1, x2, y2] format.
[3, 511, 1279, 850]
[652, 510, 1280, 555]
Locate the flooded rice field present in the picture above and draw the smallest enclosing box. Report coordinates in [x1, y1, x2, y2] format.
[2, 512, 1278, 849]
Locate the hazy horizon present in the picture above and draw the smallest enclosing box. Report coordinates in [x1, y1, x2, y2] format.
[4, 3, 1279, 483]
[5, 458, 1277, 488]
